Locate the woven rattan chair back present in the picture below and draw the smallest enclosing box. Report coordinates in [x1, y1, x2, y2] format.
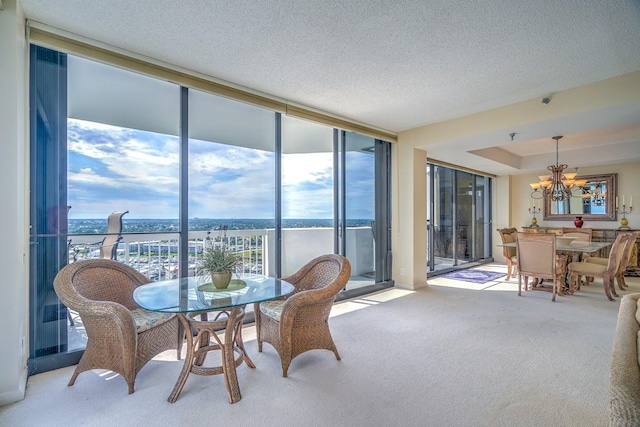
[254, 254, 351, 377]
[54, 259, 181, 394]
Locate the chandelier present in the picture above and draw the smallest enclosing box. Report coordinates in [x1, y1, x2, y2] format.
[582, 182, 607, 206]
[529, 136, 587, 201]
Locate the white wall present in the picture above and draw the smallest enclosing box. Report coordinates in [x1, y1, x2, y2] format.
[0, 0, 29, 406]
[266, 228, 374, 277]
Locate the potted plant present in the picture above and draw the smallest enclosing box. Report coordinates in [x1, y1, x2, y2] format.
[201, 244, 241, 289]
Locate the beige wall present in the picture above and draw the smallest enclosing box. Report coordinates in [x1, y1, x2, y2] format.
[0, 0, 29, 406]
[391, 145, 427, 289]
[394, 71, 640, 289]
[510, 162, 640, 230]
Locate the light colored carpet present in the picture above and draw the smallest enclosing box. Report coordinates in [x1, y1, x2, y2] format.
[2, 264, 636, 427]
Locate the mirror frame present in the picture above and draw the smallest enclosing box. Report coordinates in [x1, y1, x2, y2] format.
[543, 173, 617, 221]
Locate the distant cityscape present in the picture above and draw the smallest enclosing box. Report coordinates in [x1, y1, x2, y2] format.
[68, 218, 374, 234]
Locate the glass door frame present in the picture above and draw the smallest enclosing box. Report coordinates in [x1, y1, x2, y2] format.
[427, 163, 493, 275]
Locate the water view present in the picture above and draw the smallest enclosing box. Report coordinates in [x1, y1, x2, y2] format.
[68, 218, 373, 234]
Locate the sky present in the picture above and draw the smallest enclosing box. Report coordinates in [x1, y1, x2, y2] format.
[67, 119, 375, 220]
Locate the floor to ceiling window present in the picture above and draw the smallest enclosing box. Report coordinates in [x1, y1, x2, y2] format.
[426, 163, 492, 275]
[188, 89, 276, 277]
[28, 44, 393, 374]
[341, 131, 378, 287]
[281, 115, 335, 275]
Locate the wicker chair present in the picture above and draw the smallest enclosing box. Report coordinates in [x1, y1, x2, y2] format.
[497, 228, 518, 281]
[53, 259, 182, 394]
[254, 254, 351, 377]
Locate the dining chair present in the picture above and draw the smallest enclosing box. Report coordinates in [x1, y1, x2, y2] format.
[53, 259, 182, 394]
[498, 228, 518, 281]
[561, 227, 593, 242]
[567, 233, 633, 301]
[254, 254, 351, 377]
[582, 231, 640, 291]
[560, 227, 593, 284]
[516, 232, 566, 302]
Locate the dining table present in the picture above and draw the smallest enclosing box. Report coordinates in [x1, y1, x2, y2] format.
[499, 239, 612, 258]
[133, 274, 294, 404]
[499, 239, 613, 291]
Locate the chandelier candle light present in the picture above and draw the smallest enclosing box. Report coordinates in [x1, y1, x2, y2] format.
[616, 194, 633, 230]
[528, 198, 541, 227]
[529, 136, 587, 201]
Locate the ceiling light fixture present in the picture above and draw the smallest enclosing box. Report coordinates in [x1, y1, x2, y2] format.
[581, 181, 607, 206]
[529, 136, 587, 201]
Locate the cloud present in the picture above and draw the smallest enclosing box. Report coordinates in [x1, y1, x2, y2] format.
[67, 119, 374, 220]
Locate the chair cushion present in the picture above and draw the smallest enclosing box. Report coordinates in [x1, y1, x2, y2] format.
[584, 257, 608, 266]
[568, 261, 607, 275]
[260, 300, 285, 322]
[130, 308, 175, 333]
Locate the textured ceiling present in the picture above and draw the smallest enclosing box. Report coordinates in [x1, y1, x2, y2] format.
[19, 0, 640, 174]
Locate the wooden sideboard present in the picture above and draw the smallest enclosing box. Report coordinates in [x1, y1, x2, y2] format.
[521, 227, 639, 276]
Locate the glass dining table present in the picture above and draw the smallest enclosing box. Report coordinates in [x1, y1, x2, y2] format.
[499, 239, 613, 291]
[499, 240, 613, 254]
[133, 274, 294, 404]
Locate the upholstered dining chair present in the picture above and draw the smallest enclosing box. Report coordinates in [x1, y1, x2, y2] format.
[254, 254, 351, 377]
[582, 231, 640, 291]
[567, 233, 633, 301]
[498, 228, 518, 281]
[561, 227, 593, 242]
[516, 232, 566, 302]
[559, 227, 593, 284]
[53, 259, 182, 394]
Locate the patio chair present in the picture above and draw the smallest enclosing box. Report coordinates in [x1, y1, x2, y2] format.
[568, 233, 633, 301]
[497, 228, 518, 281]
[516, 232, 566, 302]
[254, 254, 351, 377]
[53, 259, 182, 394]
[99, 211, 129, 260]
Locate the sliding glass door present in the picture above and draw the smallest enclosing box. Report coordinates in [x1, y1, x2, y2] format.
[427, 164, 492, 274]
[339, 131, 378, 289]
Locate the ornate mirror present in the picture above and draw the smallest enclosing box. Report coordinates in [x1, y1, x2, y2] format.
[543, 173, 617, 221]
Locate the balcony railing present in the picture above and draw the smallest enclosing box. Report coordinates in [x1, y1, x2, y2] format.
[68, 229, 267, 281]
[67, 226, 374, 281]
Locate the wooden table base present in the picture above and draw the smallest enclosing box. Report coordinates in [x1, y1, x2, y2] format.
[168, 306, 255, 404]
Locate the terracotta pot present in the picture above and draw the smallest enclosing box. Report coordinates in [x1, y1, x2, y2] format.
[210, 271, 232, 289]
[574, 216, 584, 228]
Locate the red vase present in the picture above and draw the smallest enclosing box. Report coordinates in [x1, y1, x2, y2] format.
[574, 216, 583, 228]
